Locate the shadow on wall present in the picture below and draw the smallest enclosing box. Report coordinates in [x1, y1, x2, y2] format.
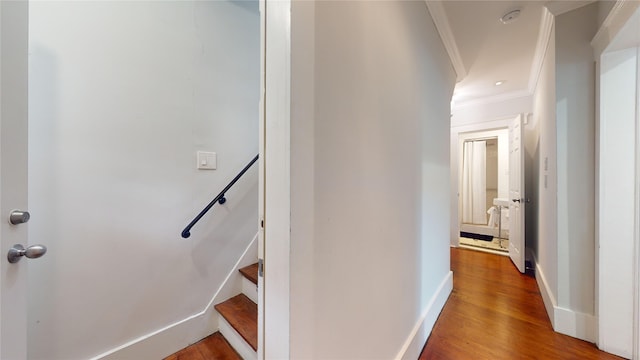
[525, 123, 540, 258]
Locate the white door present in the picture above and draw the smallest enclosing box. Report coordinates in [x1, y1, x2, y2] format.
[508, 114, 525, 273]
[0, 1, 30, 358]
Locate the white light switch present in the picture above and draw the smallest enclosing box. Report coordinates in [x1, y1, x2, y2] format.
[197, 151, 217, 170]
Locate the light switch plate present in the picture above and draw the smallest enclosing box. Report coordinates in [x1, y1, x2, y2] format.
[197, 151, 217, 170]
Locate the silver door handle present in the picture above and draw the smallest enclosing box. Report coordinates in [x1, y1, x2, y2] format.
[7, 244, 47, 263]
[9, 210, 30, 225]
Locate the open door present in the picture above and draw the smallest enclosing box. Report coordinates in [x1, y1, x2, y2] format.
[508, 114, 525, 273]
[0, 1, 30, 358]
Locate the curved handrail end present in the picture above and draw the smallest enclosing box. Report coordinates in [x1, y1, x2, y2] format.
[181, 230, 191, 238]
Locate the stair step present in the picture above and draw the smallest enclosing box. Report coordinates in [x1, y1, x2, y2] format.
[239, 263, 258, 285]
[214, 294, 258, 351]
[164, 331, 240, 360]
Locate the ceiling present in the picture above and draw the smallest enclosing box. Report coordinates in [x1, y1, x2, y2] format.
[441, 1, 545, 106]
[435, 1, 604, 107]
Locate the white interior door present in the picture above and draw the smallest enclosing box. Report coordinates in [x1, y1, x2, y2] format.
[0, 1, 30, 358]
[508, 114, 525, 273]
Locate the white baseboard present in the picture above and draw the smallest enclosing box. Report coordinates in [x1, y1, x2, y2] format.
[219, 316, 257, 360]
[554, 306, 596, 343]
[394, 271, 454, 360]
[91, 233, 258, 360]
[535, 261, 556, 327]
[535, 261, 596, 343]
[242, 276, 259, 304]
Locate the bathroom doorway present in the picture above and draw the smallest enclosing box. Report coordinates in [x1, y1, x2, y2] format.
[458, 128, 509, 254]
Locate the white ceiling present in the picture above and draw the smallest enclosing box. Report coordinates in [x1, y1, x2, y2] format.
[443, 1, 544, 105]
[438, 1, 602, 107]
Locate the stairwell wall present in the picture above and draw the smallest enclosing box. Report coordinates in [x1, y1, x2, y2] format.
[288, 1, 456, 358]
[27, 2, 259, 358]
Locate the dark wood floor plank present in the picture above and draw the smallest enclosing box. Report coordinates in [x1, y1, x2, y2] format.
[420, 248, 623, 360]
[215, 294, 258, 351]
[239, 263, 259, 285]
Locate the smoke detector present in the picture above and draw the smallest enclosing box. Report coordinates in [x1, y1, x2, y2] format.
[500, 9, 521, 24]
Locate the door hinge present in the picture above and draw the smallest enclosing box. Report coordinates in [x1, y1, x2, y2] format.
[258, 258, 264, 278]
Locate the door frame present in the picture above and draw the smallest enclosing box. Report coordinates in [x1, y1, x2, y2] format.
[0, 1, 30, 358]
[592, 2, 640, 358]
[450, 116, 513, 249]
[262, 0, 291, 358]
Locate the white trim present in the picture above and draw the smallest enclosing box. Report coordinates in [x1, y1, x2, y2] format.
[591, 1, 640, 57]
[92, 234, 258, 360]
[425, 1, 466, 82]
[242, 276, 259, 304]
[529, 7, 554, 93]
[219, 316, 257, 360]
[536, 261, 557, 327]
[634, 44, 640, 360]
[454, 89, 532, 110]
[394, 271, 453, 360]
[264, 0, 292, 359]
[554, 307, 597, 343]
[536, 260, 596, 342]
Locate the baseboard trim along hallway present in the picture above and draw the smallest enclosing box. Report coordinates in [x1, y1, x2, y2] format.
[395, 271, 453, 360]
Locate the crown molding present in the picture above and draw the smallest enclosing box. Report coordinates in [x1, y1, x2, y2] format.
[591, 0, 640, 57]
[454, 89, 532, 109]
[545, 0, 596, 16]
[425, 1, 467, 82]
[528, 7, 554, 93]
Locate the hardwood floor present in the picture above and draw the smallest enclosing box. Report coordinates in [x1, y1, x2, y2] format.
[420, 248, 623, 360]
[164, 332, 240, 360]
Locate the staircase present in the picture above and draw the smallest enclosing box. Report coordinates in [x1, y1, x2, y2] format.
[165, 263, 259, 360]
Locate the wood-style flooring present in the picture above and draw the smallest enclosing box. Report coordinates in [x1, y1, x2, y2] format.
[164, 332, 240, 360]
[420, 247, 623, 360]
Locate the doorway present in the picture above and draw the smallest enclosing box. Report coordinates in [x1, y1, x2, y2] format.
[458, 128, 510, 254]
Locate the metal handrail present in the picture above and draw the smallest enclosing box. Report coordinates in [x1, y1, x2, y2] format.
[181, 154, 258, 238]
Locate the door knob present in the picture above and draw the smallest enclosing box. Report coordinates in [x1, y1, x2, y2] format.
[512, 198, 521, 203]
[9, 210, 30, 225]
[7, 244, 47, 263]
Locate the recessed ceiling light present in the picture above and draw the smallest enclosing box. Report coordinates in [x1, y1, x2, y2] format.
[495, 80, 505, 86]
[500, 9, 521, 24]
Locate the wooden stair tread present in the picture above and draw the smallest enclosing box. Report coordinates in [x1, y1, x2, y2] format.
[164, 332, 240, 360]
[215, 294, 258, 351]
[239, 263, 258, 285]
[197, 332, 242, 360]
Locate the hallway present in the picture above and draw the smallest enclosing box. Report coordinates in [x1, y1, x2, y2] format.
[420, 248, 622, 359]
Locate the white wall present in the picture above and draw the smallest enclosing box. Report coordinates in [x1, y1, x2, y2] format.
[27, 2, 259, 359]
[532, 19, 558, 324]
[287, 1, 456, 358]
[555, 2, 598, 327]
[598, 45, 637, 360]
[534, 4, 601, 343]
[451, 94, 533, 127]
